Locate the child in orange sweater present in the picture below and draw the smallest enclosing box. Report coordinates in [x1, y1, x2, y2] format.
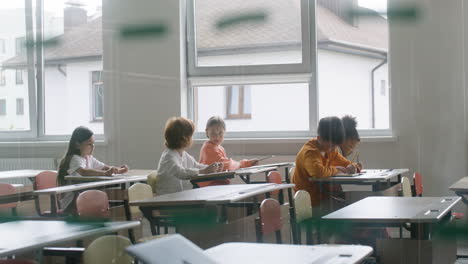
[199, 116, 259, 187]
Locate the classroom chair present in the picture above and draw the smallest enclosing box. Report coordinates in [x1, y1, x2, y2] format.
[0, 183, 19, 216]
[146, 171, 158, 193]
[128, 183, 171, 241]
[255, 198, 282, 243]
[265, 171, 284, 204]
[401, 177, 412, 197]
[412, 172, 464, 219]
[33, 171, 63, 216]
[83, 235, 133, 264]
[290, 190, 315, 245]
[76, 190, 110, 219]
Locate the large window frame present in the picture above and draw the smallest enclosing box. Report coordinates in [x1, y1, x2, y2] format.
[187, 0, 317, 139]
[186, 0, 392, 139]
[0, 0, 103, 141]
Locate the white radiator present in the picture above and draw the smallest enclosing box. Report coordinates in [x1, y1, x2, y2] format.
[0, 158, 57, 185]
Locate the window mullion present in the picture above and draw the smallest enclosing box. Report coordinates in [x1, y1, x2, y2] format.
[35, 0, 45, 138]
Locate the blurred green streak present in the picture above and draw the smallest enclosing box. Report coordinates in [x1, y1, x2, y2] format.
[120, 24, 168, 39]
[216, 11, 268, 29]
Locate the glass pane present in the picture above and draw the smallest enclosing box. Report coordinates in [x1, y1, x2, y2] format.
[195, 83, 309, 132]
[228, 86, 239, 115]
[243, 86, 251, 114]
[317, 0, 389, 129]
[0, 1, 31, 131]
[43, 0, 103, 135]
[194, 0, 303, 67]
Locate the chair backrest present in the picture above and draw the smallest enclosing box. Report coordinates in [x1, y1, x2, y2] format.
[83, 235, 133, 264]
[0, 183, 17, 210]
[146, 171, 158, 193]
[34, 171, 57, 190]
[128, 183, 153, 216]
[293, 190, 312, 223]
[413, 172, 423, 196]
[266, 171, 282, 196]
[259, 198, 282, 235]
[401, 177, 412, 197]
[76, 190, 110, 219]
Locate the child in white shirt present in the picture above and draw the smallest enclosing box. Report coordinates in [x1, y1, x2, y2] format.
[155, 117, 222, 195]
[57, 126, 129, 211]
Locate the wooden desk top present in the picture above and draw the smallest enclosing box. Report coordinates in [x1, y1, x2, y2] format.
[130, 183, 294, 207]
[205, 243, 373, 264]
[323, 196, 461, 224]
[35, 176, 147, 195]
[449, 177, 468, 193]
[0, 170, 53, 180]
[310, 168, 409, 183]
[0, 220, 140, 257]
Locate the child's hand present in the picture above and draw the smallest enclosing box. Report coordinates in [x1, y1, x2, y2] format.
[356, 162, 362, 172]
[346, 164, 357, 174]
[250, 159, 259, 166]
[118, 164, 129, 174]
[336, 166, 347, 174]
[105, 167, 117, 176]
[200, 162, 221, 174]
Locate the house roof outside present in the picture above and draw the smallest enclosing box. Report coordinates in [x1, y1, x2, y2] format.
[2, 1, 387, 67]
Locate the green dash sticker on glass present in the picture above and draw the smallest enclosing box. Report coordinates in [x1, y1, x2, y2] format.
[120, 23, 169, 39]
[348, 5, 421, 21]
[216, 11, 268, 30]
[25, 38, 60, 48]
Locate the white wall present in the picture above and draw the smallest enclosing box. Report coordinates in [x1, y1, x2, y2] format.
[102, 0, 185, 169]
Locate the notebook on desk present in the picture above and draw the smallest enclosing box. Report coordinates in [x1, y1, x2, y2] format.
[333, 172, 362, 177]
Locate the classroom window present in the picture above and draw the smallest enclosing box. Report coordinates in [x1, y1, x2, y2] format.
[188, 0, 315, 138]
[0, 70, 5, 86]
[317, 0, 390, 130]
[15, 69, 23, 85]
[226, 85, 251, 120]
[0, 39, 5, 54]
[194, 82, 309, 134]
[15, 37, 25, 56]
[16, 98, 24, 115]
[0, 0, 103, 137]
[91, 71, 104, 121]
[0, 100, 6, 116]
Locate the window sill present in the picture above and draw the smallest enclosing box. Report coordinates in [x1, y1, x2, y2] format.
[193, 135, 397, 145]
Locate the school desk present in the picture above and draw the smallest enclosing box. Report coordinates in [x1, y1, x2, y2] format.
[449, 177, 468, 205]
[126, 233, 373, 264]
[0, 220, 139, 260]
[64, 169, 153, 183]
[34, 176, 146, 215]
[205, 243, 373, 264]
[0, 170, 52, 181]
[235, 166, 279, 184]
[130, 183, 294, 247]
[189, 171, 236, 188]
[323, 196, 460, 264]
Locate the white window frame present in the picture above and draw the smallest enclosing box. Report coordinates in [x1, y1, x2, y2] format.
[0, 0, 103, 141]
[186, 0, 393, 139]
[187, 0, 318, 139]
[90, 71, 104, 122]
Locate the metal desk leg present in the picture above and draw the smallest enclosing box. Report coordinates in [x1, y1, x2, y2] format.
[122, 184, 135, 242]
[410, 223, 430, 240]
[50, 194, 57, 215]
[141, 207, 157, 235]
